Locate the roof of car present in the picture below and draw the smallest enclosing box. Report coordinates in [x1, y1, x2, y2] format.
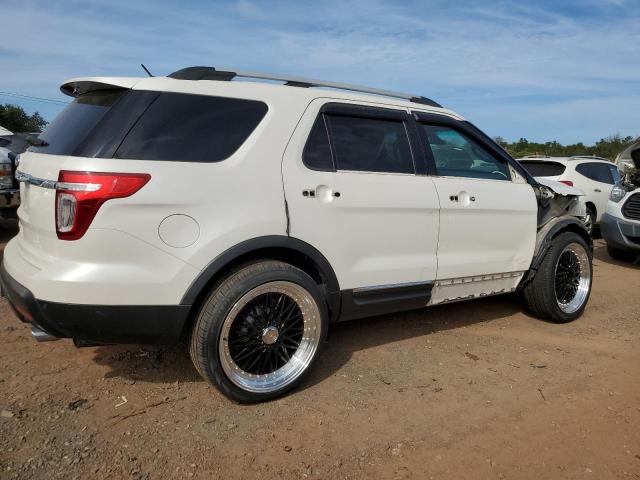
[60, 68, 463, 120]
[517, 155, 612, 164]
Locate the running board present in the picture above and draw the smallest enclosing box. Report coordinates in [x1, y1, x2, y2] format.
[339, 281, 433, 321]
[428, 271, 525, 306]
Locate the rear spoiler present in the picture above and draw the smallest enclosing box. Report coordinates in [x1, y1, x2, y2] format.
[60, 77, 141, 98]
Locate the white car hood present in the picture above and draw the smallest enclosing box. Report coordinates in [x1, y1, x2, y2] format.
[535, 177, 584, 196]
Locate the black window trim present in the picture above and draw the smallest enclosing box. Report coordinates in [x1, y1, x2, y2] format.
[411, 111, 537, 184]
[302, 102, 424, 175]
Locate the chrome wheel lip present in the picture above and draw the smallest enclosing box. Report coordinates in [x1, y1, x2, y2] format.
[554, 242, 591, 314]
[219, 281, 321, 394]
[584, 212, 593, 234]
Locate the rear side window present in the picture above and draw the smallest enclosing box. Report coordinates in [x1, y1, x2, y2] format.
[576, 162, 614, 184]
[327, 115, 414, 174]
[115, 93, 267, 162]
[30, 90, 267, 163]
[519, 160, 566, 177]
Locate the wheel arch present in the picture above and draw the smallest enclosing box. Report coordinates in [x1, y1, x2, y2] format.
[523, 216, 592, 285]
[180, 236, 341, 333]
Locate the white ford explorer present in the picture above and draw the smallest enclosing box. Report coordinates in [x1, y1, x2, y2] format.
[1, 67, 592, 402]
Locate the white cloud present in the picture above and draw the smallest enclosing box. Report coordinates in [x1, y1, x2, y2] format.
[1, 0, 638, 142]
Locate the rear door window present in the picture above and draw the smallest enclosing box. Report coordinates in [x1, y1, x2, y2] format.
[519, 160, 566, 177]
[302, 115, 334, 171]
[326, 115, 414, 174]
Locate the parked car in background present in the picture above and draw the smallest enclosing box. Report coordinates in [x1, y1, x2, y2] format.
[517, 155, 620, 234]
[601, 147, 640, 261]
[0, 129, 20, 211]
[1, 67, 592, 403]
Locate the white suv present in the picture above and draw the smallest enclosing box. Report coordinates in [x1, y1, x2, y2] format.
[517, 155, 621, 234]
[1, 67, 593, 402]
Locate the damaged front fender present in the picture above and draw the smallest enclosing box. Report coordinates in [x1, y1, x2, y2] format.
[534, 178, 587, 229]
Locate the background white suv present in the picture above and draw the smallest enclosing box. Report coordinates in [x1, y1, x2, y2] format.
[518, 155, 621, 234]
[1, 67, 593, 402]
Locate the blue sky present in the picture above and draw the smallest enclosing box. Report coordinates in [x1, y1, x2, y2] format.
[1, 0, 638, 143]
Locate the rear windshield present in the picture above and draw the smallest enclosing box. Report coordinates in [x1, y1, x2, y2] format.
[32, 90, 124, 156]
[519, 160, 566, 177]
[30, 90, 268, 162]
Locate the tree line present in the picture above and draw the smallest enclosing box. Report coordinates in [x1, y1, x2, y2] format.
[0, 104, 47, 133]
[494, 134, 638, 161]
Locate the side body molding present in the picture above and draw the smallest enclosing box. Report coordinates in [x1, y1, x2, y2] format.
[180, 236, 341, 318]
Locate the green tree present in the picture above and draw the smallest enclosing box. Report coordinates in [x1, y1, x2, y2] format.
[497, 133, 638, 161]
[0, 104, 48, 133]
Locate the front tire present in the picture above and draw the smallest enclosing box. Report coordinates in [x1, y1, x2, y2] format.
[607, 245, 637, 263]
[523, 232, 592, 323]
[189, 260, 327, 403]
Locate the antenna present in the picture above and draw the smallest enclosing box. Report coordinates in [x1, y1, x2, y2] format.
[140, 64, 154, 77]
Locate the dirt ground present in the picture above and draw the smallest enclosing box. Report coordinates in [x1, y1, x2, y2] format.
[0, 220, 639, 480]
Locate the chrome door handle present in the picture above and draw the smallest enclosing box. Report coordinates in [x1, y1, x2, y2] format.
[450, 193, 476, 203]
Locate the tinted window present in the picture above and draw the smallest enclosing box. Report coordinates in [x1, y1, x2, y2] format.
[30, 90, 125, 155]
[422, 125, 510, 180]
[303, 115, 334, 170]
[326, 115, 414, 173]
[519, 160, 566, 177]
[576, 162, 614, 184]
[115, 93, 267, 162]
[608, 165, 621, 184]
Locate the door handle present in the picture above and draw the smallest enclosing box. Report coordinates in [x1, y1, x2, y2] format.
[594, 188, 602, 193]
[303, 186, 341, 201]
[450, 192, 476, 203]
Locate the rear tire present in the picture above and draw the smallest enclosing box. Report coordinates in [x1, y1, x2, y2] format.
[523, 232, 592, 323]
[189, 260, 327, 403]
[607, 245, 637, 263]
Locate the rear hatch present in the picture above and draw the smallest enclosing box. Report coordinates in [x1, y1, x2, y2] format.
[15, 76, 269, 267]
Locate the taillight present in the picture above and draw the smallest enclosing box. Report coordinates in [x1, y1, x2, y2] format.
[55, 171, 150, 240]
[559, 180, 574, 187]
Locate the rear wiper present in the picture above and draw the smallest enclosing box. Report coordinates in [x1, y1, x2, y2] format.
[26, 135, 49, 147]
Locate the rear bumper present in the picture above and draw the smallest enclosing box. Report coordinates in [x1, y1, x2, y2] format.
[600, 213, 640, 252]
[0, 262, 190, 344]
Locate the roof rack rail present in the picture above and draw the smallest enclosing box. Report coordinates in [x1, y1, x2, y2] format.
[167, 66, 443, 108]
[569, 155, 610, 161]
